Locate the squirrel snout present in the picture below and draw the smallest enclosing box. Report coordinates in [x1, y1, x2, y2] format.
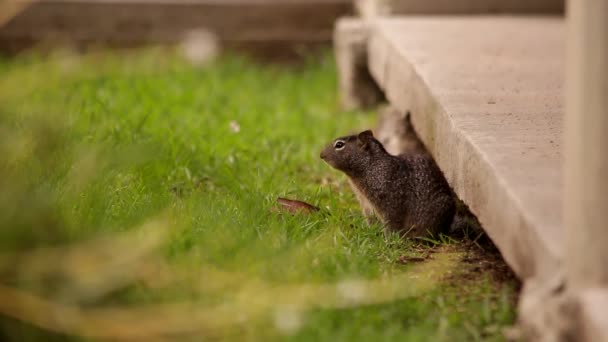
[320, 150, 328, 160]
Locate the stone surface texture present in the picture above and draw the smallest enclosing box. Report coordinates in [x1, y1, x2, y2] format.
[520, 286, 608, 342]
[573, 289, 608, 342]
[367, 17, 564, 281]
[355, 0, 564, 18]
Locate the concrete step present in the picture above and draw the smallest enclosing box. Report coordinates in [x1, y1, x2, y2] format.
[355, 0, 564, 17]
[0, 0, 351, 58]
[365, 17, 564, 281]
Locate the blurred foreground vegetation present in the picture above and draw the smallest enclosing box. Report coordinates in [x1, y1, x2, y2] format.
[0, 49, 515, 341]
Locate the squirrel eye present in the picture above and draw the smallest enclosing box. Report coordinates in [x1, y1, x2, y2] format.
[334, 140, 346, 150]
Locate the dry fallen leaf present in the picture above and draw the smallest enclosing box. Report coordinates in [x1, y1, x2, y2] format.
[272, 197, 320, 215]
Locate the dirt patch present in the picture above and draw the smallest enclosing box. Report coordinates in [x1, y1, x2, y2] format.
[459, 241, 520, 289]
[399, 237, 521, 295]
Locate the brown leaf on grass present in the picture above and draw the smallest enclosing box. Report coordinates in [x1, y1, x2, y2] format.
[272, 198, 320, 215]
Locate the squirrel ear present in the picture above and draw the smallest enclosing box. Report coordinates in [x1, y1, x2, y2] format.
[357, 130, 374, 148]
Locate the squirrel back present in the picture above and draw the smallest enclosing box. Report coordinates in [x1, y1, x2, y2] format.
[320, 130, 455, 238]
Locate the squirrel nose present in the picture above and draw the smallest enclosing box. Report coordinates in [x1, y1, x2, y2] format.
[320, 151, 326, 160]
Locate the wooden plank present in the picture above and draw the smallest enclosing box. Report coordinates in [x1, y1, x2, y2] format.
[0, 0, 33, 27]
[0, 0, 351, 57]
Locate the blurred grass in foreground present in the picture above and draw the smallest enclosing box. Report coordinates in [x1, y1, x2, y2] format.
[0, 48, 516, 341]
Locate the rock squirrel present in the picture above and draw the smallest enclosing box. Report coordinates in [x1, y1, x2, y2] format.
[320, 130, 455, 238]
[375, 108, 484, 238]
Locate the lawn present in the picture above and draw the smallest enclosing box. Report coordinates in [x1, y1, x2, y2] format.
[0, 48, 516, 341]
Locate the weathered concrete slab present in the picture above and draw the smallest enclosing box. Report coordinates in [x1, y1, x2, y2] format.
[367, 17, 564, 281]
[573, 289, 608, 342]
[333, 17, 383, 110]
[520, 286, 608, 341]
[0, 0, 351, 58]
[355, 0, 564, 17]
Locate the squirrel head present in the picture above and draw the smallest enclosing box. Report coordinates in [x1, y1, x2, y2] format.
[320, 130, 387, 176]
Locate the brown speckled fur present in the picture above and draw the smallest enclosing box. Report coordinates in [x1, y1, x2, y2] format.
[320, 130, 455, 238]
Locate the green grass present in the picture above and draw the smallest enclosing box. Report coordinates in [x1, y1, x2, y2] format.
[0, 48, 516, 341]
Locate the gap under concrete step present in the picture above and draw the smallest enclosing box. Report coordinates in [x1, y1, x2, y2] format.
[364, 17, 564, 282]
